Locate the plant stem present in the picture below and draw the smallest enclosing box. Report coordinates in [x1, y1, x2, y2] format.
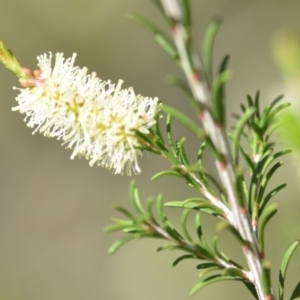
[160, 0, 274, 299]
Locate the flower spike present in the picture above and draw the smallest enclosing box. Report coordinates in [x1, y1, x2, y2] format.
[10, 52, 160, 175]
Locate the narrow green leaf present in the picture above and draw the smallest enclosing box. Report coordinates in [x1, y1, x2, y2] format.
[219, 54, 230, 74]
[165, 75, 193, 97]
[269, 102, 290, 123]
[151, 0, 165, 16]
[129, 181, 145, 214]
[254, 90, 261, 118]
[198, 266, 221, 279]
[166, 113, 176, 155]
[203, 18, 222, 83]
[232, 107, 256, 163]
[122, 227, 144, 233]
[262, 261, 272, 296]
[165, 225, 183, 242]
[110, 218, 134, 226]
[239, 145, 255, 173]
[212, 70, 232, 124]
[216, 222, 245, 245]
[181, 209, 193, 243]
[155, 195, 183, 241]
[205, 135, 223, 161]
[154, 113, 164, 144]
[108, 235, 136, 254]
[213, 54, 230, 125]
[290, 281, 300, 300]
[248, 150, 273, 213]
[176, 138, 190, 166]
[222, 268, 246, 279]
[151, 170, 182, 181]
[193, 244, 216, 260]
[235, 170, 247, 207]
[258, 203, 278, 253]
[172, 254, 195, 267]
[165, 75, 202, 113]
[261, 149, 292, 176]
[155, 34, 179, 59]
[189, 274, 240, 296]
[134, 129, 156, 148]
[156, 194, 166, 225]
[243, 282, 259, 299]
[182, 197, 214, 205]
[196, 262, 220, 270]
[279, 240, 300, 300]
[259, 95, 284, 129]
[240, 103, 246, 113]
[113, 205, 136, 221]
[197, 141, 206, 168]
[247, 94, 254, 108]
[128, 13, 178, 59]
[165, 200, 224, 217]
[104, 223, 128, 233]
[161, 105, 204, 139]
[259, 183, 287, 216]
[212, 242, 244, 270]
[146, 197, 160, 226]
[157, 244, 181, 252]
[257, 161, 284, 205]
[182, 0, 191, 28]
[195, 214, 206, 247]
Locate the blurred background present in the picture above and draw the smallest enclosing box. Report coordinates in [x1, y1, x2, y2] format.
[0, 1, 300, 299]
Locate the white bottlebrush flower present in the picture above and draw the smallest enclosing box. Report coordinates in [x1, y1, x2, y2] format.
[12, 52, 160, 175]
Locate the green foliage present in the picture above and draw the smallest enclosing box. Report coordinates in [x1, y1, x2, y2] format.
[105, 181, 254, 295]
[279, 241, 300, 300]
[290, 281, 300, 300]
[106, 1, 298, 299]
[230, 92, 290, 229]
[202, 18, 222, 84]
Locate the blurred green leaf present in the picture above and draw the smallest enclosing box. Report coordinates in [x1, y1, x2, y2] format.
[258, 203, 278, 253]
[212, 70, 232, 125]
[108, 235, 136, 254]
[151, 170, 182, 181]
[198, 266, 221, 279]
[165, 200, 224, 217]
[259, 183, 286, 216]
[216, 222, 244, 245]
[181, 209, 193, 243]
[243, 282, 259, 300]
[262, 261, 272, 296]
[232, 107, 256, 163]
[202, 18, 222, 83]
[279, 240, 300, 300]
[212, 55, 230, 125]
[172, 254, 196, 267]
[162, 105, 204, 139]
[189, 274, 241, 296]
[129, 181, 145, 214]
[166, 113, 176, 155]
[128, 12, 178, 60]
[182, 0, 191, 28]
[290, 281, 300, 300]
[176, 138, 190, 166]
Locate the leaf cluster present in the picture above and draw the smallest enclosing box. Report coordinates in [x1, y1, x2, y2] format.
[105, 181, 254, 296]
[106, 0, 300, 299]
